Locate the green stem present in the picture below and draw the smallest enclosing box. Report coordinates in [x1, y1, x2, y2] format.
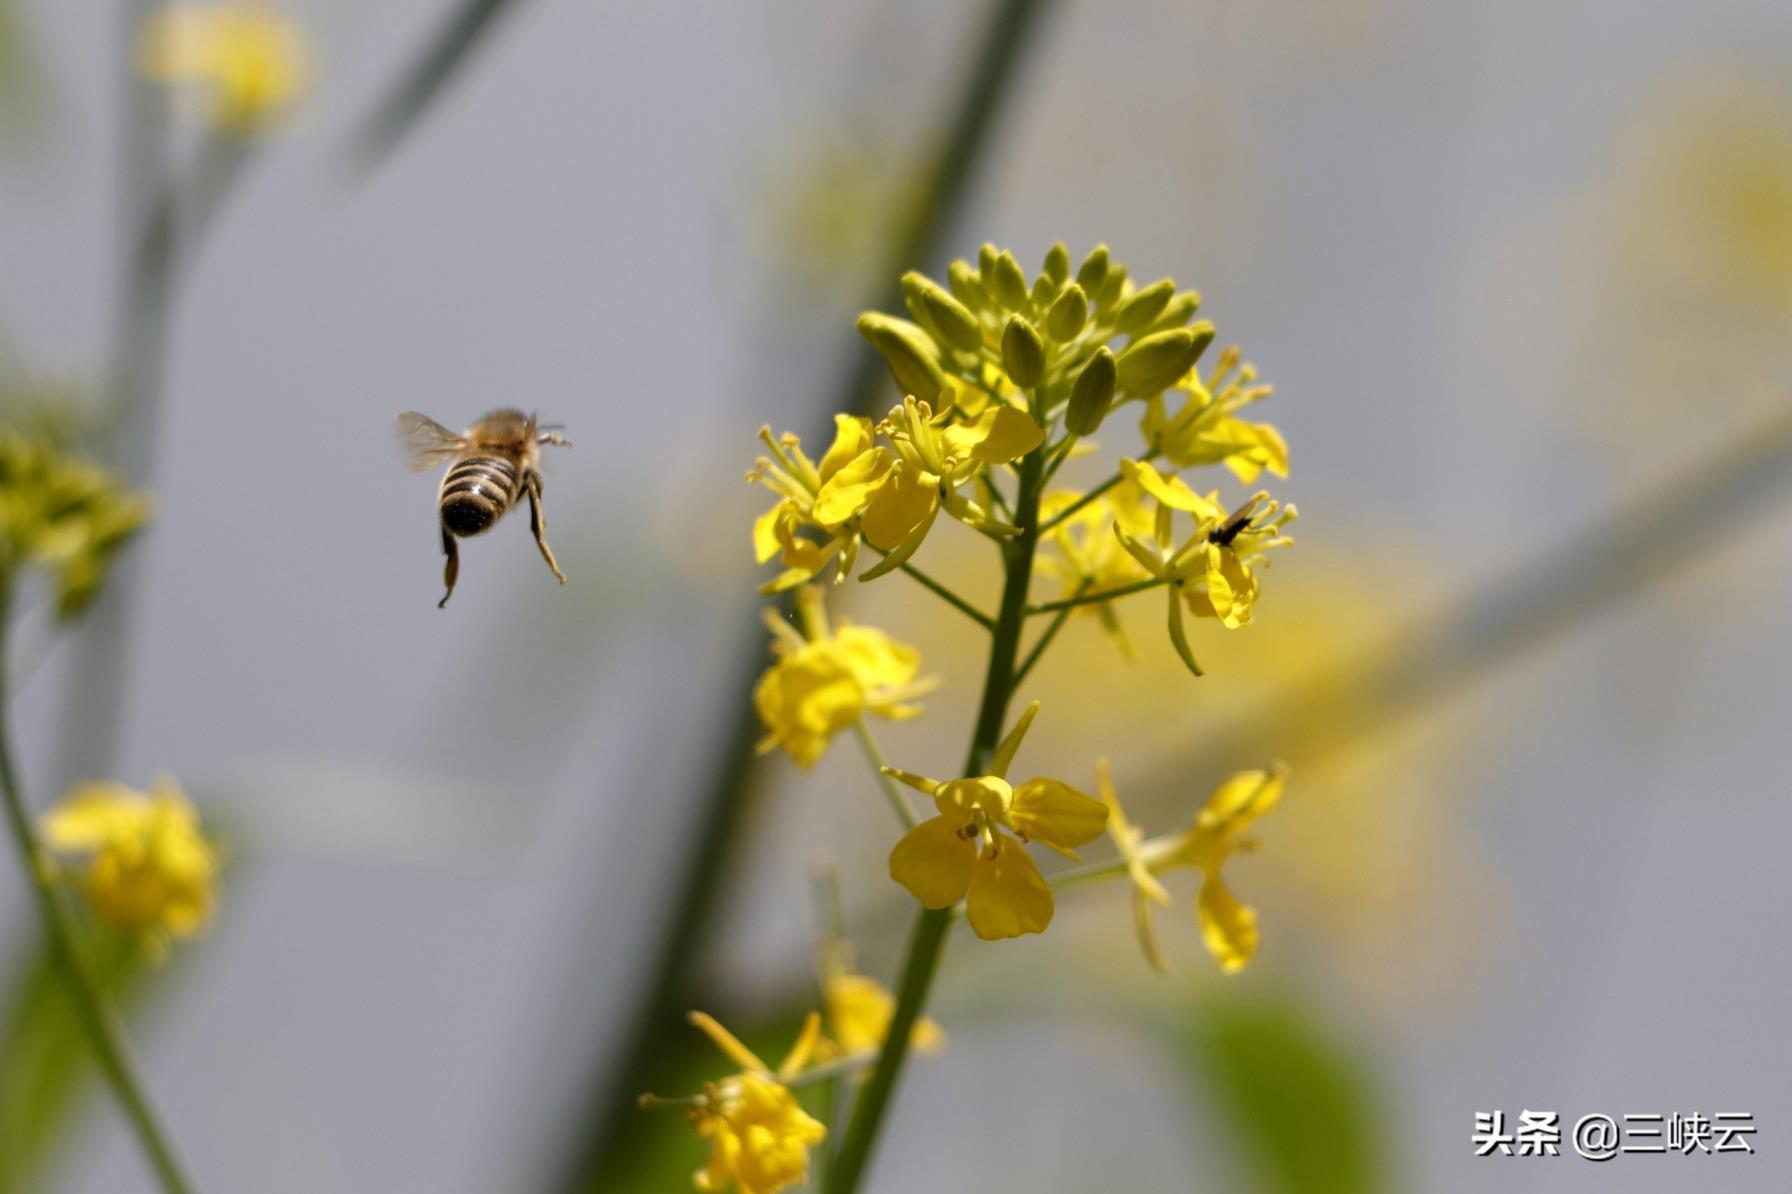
[1013, 578, 1088, 687]
[1028, 575, 1164, 614]
[896, 561, 994, 631]
[851, 721, 917, 830]
[0, 586, 196, 1194]
[828, 439, 1049, 1193]
[1036, 449, 1160, 534]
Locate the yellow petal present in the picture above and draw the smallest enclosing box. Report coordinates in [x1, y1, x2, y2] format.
[933, 776, 1013, 821]
[965, 837, 1053, 940]
[825, 974, 947, 1056]
[889, 816, 975, 909]
[753, 503, 787, 564]
[1197, 874, 1260, 973]
[752, 646, 863, 768]
[817, 415, 875, 483]
[1120, 458, 1220, 519]
[860, 462, 939, 551]
[1008, 778, 1108, 852]
[943, 405, 1046, 464]
[812, 448, 893, 528]
[41, 784, 148, 850]
[831, 624, 919, 689]
[1197, 767, 1286, 833]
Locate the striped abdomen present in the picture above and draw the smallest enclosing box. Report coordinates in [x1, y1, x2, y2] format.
[439, 455, 519, 537]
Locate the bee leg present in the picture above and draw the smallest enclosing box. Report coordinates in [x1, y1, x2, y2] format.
[438, 526, 460, 609]
[525, 473, 567, 585]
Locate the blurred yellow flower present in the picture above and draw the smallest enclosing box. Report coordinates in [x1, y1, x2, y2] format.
[0, 430, 151, 619]
[1099, 763, 1285, 973]
[753, 587, 932, 768]
[885, 703, 1108, 939]
[137, 2, 309, 136]
[41, 777, 218, 954]
[821, 972, 946, 1058]
[683, 1011, 827, 1194]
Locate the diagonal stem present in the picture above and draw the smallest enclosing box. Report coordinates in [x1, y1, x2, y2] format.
[0, 585, 196, 1194]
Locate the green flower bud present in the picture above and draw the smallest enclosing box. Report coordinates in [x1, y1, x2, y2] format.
[1065, 347, 1116, 436]
[978, 243, 1000, 278]
[948, 259, 990, 313]
[1146, 289, 1202, 334]
[901, 270, 982, 353]
[857, 312, 949, 402]
[1113, 278, 1176, 334]
[1029, 273, 1059, 311]
[1094, 264, 1129, 319]
[1042, 241, 1070, 285]
[1001, 315, 1047, 390]
[1045, 283, 1088, 341]
[1076, 244, 1110, 293]
[1116, 325, 1208, 395]
[989, 250, 1030, 312]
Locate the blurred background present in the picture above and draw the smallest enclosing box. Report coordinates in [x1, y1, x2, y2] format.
[2, 0, 1791, 1191]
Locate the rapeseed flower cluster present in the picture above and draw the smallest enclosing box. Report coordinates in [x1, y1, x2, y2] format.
[0, 430, 151, 620]
[138, 2, 309, 135]
[660, 244, 1298, 1192]
[40, 778, 220, 957]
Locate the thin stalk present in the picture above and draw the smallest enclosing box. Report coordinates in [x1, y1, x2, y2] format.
[1013, 578, 1088, 687]
[896, 561, 994, 631]
[550, 4, 1061, 1184]
[828, 437, 1049, 1193]
[1028, 575, 1163, 614]
[851, 721, 917, 830]
[1037, 468, 1123, 533]
[0, 586, 196, 1194]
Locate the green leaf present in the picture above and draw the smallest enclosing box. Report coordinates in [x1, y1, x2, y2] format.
[0, 931, 153, 1194]
[1186, 995, 1390, 1194]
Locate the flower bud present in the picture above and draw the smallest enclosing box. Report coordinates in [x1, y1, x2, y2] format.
[1113, 278, 1176, 334]
[1076, 244, 1110, 293]
[902, 270, 982, 353]
[1116, 325, 1210, 395]
[1029, 273, 1059, 311]
[978, 243, 1000, 277]
[1001, 315, 1047, 390]
[1065, 348, 1116, 436]
[1146, 289, 1202, 334]
[857, 312, 949, 402]
[989, 250, 1030, 311]
[948, 259, 990, 312]
[1045, 283, 1088, 341]
[1094, 264, 1129, 319]
[1042, 241, 1070, 284]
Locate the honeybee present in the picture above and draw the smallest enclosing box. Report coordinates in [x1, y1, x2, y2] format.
[396, 408, 570, 608]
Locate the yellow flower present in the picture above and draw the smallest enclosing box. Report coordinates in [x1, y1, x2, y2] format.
[1038, 481, 1155, 657]
[41, 777, 219, 953]
[1113, 458, 1295, 675]
[0, 431, 151, 619]
[683, 1011, 827, 1194]
[137, 3, 309, 135]
[813, 397, 1039, 579]
[753, 587, 932, 767]
[822, 972, 946, 1057]
[1099, 763, 1286, 973]
[884, 703, 1108, 940]
[749, 416, 876, 593]
[1141, 345, 1288, 484]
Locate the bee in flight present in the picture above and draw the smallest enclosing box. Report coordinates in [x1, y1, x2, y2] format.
[396, 408, 569, 608]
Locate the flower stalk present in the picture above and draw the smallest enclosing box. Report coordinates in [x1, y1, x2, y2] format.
[0, 582, 197, 1194]
[826, 431, 1050, 1193]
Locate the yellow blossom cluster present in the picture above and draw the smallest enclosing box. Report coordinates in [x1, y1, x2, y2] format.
[40, 777, 220, 956]
[138, 2, 309, 135]
[0, 430, 151, 620]
[684, 243, 1299, 1192]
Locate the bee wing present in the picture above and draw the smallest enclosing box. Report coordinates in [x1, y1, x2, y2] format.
[395, 411, 467, 472]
